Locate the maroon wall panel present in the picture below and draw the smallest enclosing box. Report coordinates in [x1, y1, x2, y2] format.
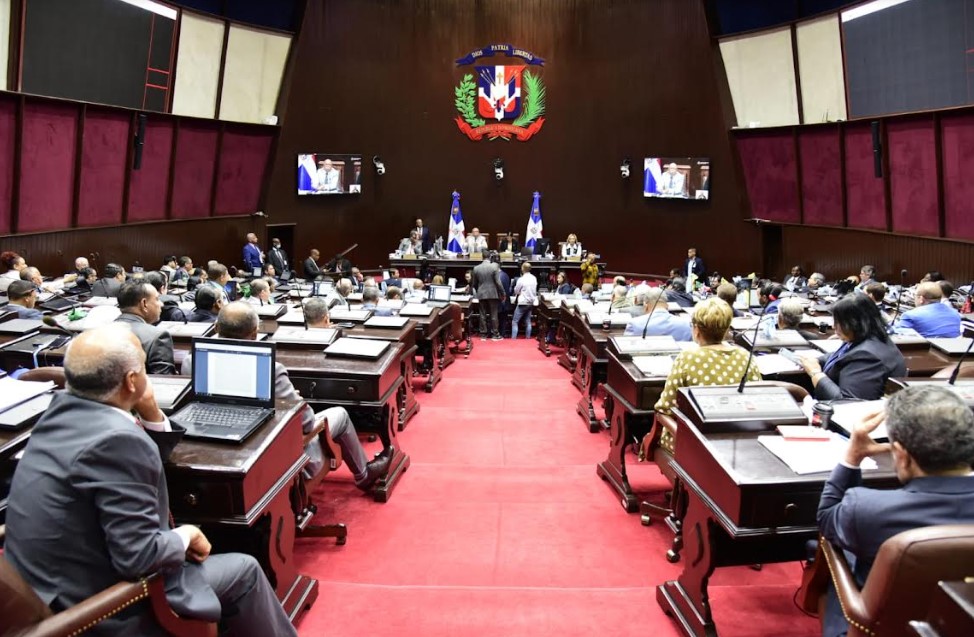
[941, 112, 974, 242]
[214, 129, 273, 216]
[887, 118, 938, 237]
[798, 127, 843, 227]
[843, 123, 886, 231]
[736, 131, 800, 223]
[18, 102, 77, 233]
[170, 123, 218, 219]
[0, 97, 16, 234]
[128, 118, 174, 222]
[77, 109, 129, 228]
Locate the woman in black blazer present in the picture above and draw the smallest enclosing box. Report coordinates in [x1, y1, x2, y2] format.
[799, 294, 906, 400]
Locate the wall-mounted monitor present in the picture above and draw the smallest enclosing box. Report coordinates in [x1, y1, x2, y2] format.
[644, 157, 710, 200]
[298, 154, 362, 195]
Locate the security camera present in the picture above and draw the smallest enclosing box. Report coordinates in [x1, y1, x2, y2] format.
[620, 158, 631, 179]
[372, 155, 386, 176]
[493, 158, 504, 181]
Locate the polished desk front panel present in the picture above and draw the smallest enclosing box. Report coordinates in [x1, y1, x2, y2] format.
[656, 404, 898, 637]
[535, 298, 561, 357]
[571, 320, 630, 432]
[343, 321, 421, 428]
[390, 257, 603, 287]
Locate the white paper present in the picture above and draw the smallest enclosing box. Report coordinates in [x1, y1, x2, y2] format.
[929, 337, 973, 355]
[830, 399, 888, 440]
[365, 316, 409, 328]
[810, 339, 844, 353]
[632, 355, 674, 377]
[755, 354, 802, 375]
[801, 314, 834, 327]
[0, 377, 56, 413]
[325, 337, 389, 358]
[400, 304, 434, 317]
[758, 433, 878, 475]
[157, 321, 213, 337]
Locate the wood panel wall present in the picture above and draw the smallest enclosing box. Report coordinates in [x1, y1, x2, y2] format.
[263, 0, 760, 275]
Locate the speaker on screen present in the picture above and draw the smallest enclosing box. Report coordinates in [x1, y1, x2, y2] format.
[133, 113, 146, 170]
[871, 120, 882, 179]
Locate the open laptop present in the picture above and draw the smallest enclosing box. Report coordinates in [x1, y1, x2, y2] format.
[427, 284, 452, 307]
[170, 338, 276, 443]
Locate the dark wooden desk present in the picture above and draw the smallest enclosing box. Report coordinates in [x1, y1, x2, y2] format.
[535, 297, 561, 357]
[572, 320, 629, 432]
[390, 257, 603, 287]
[343, 322, 421, 429]
[910, 581, 974, 637]
[409, 306, 455, 393]
[556, 302, 583, 373]
[166, 398, 318, 623]
[656, 396, 898, 637]
[276, 344, 410, 502]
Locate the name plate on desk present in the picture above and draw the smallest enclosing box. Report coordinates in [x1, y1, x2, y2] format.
[329, 308, 373, 322]
[157, 321, 215, 339]
[402, 253, 418, 260]
[500, 252, 515, 261]
[611, 335, 680, 358]
[400, 304, 434, 317]
[565, 256, 581, 262]
[928, 337, 972, 355]
[270, 326, 339, 347]
[324, 337, 390, 359]
[470, 252, 483, 261]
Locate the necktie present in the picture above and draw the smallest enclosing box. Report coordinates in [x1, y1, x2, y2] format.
[669, 175, 674, 190]
[823, 342, 851, 373]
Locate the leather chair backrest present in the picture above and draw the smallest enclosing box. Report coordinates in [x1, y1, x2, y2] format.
[932, 362, 974, 379]
[17, 366, 66, 389]
[861, 524, 974, 637]
[0, 556, 53, 635]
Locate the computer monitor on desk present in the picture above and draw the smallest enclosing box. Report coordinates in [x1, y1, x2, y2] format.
[675, 384, 808, 433]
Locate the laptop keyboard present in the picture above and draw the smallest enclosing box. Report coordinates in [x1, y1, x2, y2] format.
[178, 404, 265, 428]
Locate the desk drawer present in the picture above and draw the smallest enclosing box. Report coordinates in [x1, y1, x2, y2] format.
[291, 376, 380, 402]
[168, 478, 243, 519]
[740, 488, 821, 529]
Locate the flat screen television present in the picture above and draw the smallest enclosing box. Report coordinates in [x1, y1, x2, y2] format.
[297, 154, 362, 195]
[644, 157, 710, 200]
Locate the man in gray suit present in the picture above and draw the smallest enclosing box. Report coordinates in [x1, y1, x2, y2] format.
[114, 280, 176, 375]
[4, 324, 296, 636]
[817, 385, 974, 637]
[472, 252, 505, 340]
[90, 262, 126, 297]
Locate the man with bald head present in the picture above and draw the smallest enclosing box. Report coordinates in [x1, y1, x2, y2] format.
[4, 324, 296, 636]
[115, 280, 176, 375]
[183, 302, 390, 490]
[894, 281, 962, 338]
[242, 232, 263, 273]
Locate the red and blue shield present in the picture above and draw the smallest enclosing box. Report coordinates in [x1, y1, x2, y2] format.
[477, 65, 523, 121]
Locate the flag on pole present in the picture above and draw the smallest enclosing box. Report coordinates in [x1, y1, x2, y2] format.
[298, 154, 318, 193]
[447, 191, 465, 253]
[525, 191, 543, 249]
[643, 157, 662, 196]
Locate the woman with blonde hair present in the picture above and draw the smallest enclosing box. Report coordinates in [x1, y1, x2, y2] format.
[561, 233, 583, 258]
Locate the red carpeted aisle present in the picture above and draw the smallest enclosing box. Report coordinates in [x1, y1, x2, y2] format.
[294, 339, 818, 637]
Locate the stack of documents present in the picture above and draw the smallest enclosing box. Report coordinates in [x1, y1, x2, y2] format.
[0, 377, 56, 414]
[758, 432, 878, 475]
[632, 355, 674, 377]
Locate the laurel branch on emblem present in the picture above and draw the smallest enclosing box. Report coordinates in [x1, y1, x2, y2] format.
[453, 71, 546, 131]
[454, 74, 486, 128]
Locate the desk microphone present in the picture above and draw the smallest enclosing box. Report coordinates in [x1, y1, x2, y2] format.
[949, 331, 974, 385]
[642, 288, 665, 339]
[888, 269, 908, 328]
[737, 311, 764, 393]
[42, 316, 76, 338]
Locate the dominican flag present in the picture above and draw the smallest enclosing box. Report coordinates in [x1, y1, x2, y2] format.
[525, 191, 543, 249]
[298, 154, 317, 193]
[644, 157, 662, 196]
[447, 191, 465, 253]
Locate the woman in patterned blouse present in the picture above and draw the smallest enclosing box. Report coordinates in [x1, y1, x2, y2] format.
[654, 297, 762, 416]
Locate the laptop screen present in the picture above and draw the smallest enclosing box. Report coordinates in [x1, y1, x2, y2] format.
[429, 285, 451, 302]
[191, 338, 276, 404]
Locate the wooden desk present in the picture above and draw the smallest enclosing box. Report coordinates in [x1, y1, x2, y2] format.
[656, 397, 898, 637]
[390, 257, 604, 287]
[343, 322, 421, 429]
[276, 344, 410, 502]
[572, 319, 629, 432]
[166, 398, 318, 623]
[556, 302, 583, 373]
[409, 306, 455, 393]
[535, 297, 561, 357]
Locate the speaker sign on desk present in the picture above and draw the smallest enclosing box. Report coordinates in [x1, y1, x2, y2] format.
[453, 44, 546, 142]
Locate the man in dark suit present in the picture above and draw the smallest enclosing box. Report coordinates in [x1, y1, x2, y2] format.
[817, 385, 974, 637]
[187, 285, 222, 323]
[498, 231, 520, 253]
[144, 270, 187, 323]
[91, 262, 126, 297]
[303, 248, 322, 280]
[326, 253, 353, 275]
[384, 267, 402, 290]
[114, 280, 175, 375]
[414, 217, 432, 253]
[267, 238, 290, 278]
[4, 324, 297, 635]
[242, 233, 263, 273]
[683, 247, 706, 284]
[472, 252, 505, 340]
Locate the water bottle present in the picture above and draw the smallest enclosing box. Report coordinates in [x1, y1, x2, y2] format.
[811, 402, 833, 429]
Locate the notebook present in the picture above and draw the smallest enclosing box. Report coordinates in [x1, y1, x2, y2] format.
[170, 338, 276, 443]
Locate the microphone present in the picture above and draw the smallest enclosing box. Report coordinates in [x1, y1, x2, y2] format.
[888, 269, 908, 328]
[737, 311, 765, 393]
[42, 316, 75, 338]
[948, 335, 974, 385]
[642, 288, 665, 339]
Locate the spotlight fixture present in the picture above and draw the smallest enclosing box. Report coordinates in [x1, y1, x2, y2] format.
[493, 157, 505, 181]
[620, 158, 631, 179]
[372, 155, 386, 175]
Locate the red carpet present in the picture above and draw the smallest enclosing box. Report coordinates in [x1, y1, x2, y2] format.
[294, 339, 819, 637]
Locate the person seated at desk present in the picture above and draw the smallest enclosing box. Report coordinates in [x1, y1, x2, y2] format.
[326, 253, 353, 275]
[187, 286, 223, 324]
[324, 278, 352, 308]
[665, 277, 694, 308]
[114, 280, 176, 375]
[624, 287, 692, 341]
[759, 282, 784, 315]
[66, 266, 97, 294]
[144, 271, 187, 323]
[361, 286, 392, 316]
[4, 324, 299, 636]
[184, 302, 390, 488]
[817, 385, 974, 637]
[466, 227, 488, 255]
[626, 286, 648, 317]
[6, 279, 43, 319]
[580, 253, 599, 287]
[921, 270, 945, 283]
[244, 278, 274, 306]
[398, 231, 422, 256]
[893, 281, 961, 338]
[160, 255, 178, 281]
[499, 231, 520, 253]
[759, 296, 803, 339]
[304, 248, 322, 280]
[853, 264, 877, 292]
[384, 268, 403, 290]
[70, 255, 89, 277]
[797, 294, 906, 400]
[806, 272, 826, 294]
[170, 256, 193, 284]
[783, 265, 807, 291]
[203, 263, 232, 305]
[385, 286, 403, 301]
[863, 282, 894, 326]
[578, 283, 594, 300]
[349, 267, 365, 292]
[0, 250, 26, 293]
[405, 279, 426, 302]
[555, 271, 575, 295]
[91, 263, 126, 298]
[608, 285, 632, 312]
[561, 233, 583, 258]
[937, 280, 956, 305]
[260, 263, 277, 281]
[716, 282, 744, 318]
[654, 298, 762, 433]
[21, 265, 69, 292]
